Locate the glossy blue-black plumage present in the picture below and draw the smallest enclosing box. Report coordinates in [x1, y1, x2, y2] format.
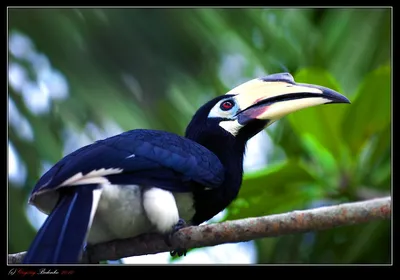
[32, 129, 225, 196]
[25, 95, 255, 264]
[23, 185, 98, 264]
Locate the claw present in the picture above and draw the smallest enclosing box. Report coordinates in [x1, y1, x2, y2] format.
[164, 218, 187, 257]
[170, 248, 187, 257]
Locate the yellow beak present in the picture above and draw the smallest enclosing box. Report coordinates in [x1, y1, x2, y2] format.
[229, 73, 350, 125]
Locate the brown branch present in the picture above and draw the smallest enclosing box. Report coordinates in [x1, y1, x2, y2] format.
[8, 196, 391, 264]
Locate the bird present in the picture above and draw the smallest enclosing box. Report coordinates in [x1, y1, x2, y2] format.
[22, 73, 350, 264]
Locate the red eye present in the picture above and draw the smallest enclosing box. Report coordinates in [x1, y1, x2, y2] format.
[220, 100, 235, 111]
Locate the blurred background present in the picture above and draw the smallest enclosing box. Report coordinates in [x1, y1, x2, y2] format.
[8, 8, 391, 264]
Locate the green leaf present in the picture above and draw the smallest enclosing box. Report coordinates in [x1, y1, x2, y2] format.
[267, 119, 305, 159]
[355, 122, 390, 189]
[240, 160, 315, 197]
[287, 68, 350, 157]
[227, 160, 319, 220]
[301, 133, 339, 184]
[342, 64, 391, 156]
[368, 122, 391, 169]
[369, 159, 391, 189]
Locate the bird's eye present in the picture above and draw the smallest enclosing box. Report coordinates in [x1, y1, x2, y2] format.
[220, 100, 235, 111]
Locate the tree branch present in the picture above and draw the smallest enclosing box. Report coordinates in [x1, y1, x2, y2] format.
[8, 196, 391, 264]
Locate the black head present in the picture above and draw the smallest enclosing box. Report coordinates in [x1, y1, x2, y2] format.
[185, 73, 350, 225]
[185, 95, 268, 146]
[185, 73, 350, 148]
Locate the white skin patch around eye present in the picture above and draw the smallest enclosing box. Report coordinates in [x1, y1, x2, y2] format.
[208, 98, 239, 119]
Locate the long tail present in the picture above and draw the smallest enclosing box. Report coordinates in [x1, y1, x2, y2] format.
[23, 185, 102, 264]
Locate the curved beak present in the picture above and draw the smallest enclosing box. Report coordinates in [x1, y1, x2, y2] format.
[228, 73, 350, 125]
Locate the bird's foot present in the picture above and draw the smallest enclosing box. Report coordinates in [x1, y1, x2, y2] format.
[164, 218, 188, 257]
[170, 248, 187, 257]
[164, 218, 187, 246]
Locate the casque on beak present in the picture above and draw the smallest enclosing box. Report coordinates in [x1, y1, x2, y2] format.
[229, 73, 350, 125]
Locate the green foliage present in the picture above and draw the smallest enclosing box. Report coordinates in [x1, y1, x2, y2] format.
[230, 160, 319, 220]
[229, 63, 391, 263]
[342, 64, 391, 157]
[289, 68, 346, 157]
[8, 8, 390, 263]
[230, 62, 391, 263]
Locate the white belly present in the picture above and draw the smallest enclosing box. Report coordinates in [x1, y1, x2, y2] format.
[87, 184, 195, 244]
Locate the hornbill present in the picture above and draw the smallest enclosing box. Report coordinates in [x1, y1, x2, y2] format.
[22, 73, 350, 264]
